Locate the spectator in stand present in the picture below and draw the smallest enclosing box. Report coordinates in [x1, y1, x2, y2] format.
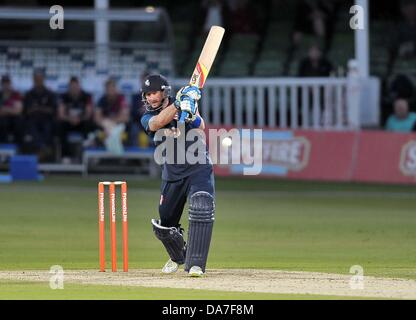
[0, 75, 23, 145]
[291, 0, 341, 52]
[95, 78, 129, 154]
[382, 74, 415, 125]
[203, 0, 226, 33]
[386, 98, 416, 132]
[293, 0, 325, 42]
[228, 0, 257, 34]
[23, 69, 58, 161]
[298, 44, 333, 77]
[58, 76, 95, 162]
[388, 0, 416, 74]
[189, 0, 230, 72]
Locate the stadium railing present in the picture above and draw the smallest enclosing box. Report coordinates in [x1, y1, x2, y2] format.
[174, 76, 380, 130]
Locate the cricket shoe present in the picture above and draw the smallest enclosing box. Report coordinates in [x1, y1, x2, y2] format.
[188, 266, 204, 277]
[162, 259, 179, 274]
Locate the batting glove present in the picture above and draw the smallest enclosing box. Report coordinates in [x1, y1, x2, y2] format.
[176, 85, 201, 102]
[179, 96, 198, 117]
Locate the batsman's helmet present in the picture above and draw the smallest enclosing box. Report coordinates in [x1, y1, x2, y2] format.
[141, 74, 171, 110]
[141, 74, 170, 94]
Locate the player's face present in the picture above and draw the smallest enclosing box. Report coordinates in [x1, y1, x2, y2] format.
[69, 81, 80, 95]
[1, 80, 11, 91]
[106, 83, 117, 97]
[394, 99, 409, 119]
[146, 91, 164, 109]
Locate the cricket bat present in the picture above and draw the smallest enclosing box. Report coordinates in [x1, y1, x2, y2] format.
[178, 25, 225, 123]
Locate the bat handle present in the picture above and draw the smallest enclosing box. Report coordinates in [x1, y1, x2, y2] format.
[178, 111, 188, 124]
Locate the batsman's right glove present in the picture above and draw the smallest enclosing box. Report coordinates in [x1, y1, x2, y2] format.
[176, 85, 201, 102]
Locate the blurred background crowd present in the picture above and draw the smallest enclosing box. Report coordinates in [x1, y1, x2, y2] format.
[0, 0, 416, 165]
[1, 69, 147, 162]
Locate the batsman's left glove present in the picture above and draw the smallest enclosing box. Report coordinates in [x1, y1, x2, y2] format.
[175, 86, 201, 123]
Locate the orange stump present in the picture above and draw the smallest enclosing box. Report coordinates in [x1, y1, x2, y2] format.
[121, 182, 128, 272]
[109, 183, 117, 272]
[98, 181, 128, 272]
[98, 183, 105, 272]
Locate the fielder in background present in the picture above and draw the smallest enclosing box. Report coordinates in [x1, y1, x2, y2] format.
[140, 74, 215, 277]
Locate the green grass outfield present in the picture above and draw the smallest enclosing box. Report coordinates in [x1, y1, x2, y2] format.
[0, 175, 415, 299]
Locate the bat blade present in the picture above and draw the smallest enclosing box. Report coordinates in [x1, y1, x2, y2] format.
[189, 25, 225, 88]
[179, 26, 225, 124]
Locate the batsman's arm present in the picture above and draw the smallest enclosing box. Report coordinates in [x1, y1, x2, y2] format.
[148, 104, 177, 132]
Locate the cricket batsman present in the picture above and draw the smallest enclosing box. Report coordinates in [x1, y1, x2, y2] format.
[140, 74, 215, 277]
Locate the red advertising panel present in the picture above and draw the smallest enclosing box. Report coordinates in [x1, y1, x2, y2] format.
[287, 130, 357, 181]
[207, 127, 356, 182]
[206, 126, 416, 185]
[354, 131, 416, 184]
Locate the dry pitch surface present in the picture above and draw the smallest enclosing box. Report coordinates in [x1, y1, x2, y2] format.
[1, 269, 415, 299]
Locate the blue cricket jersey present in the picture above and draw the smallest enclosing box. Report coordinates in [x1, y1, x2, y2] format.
[140, 97, 212, 181]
